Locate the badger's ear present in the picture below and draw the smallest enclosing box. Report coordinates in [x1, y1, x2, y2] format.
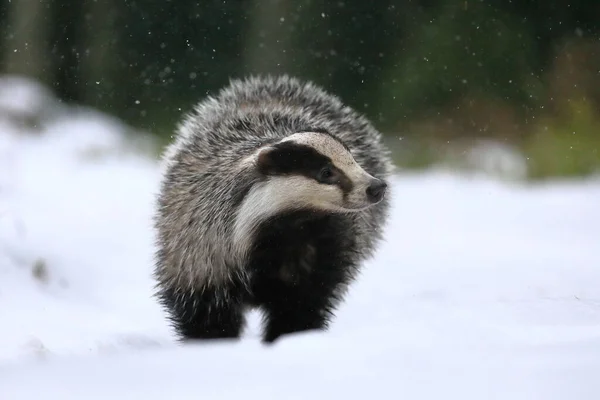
[256, 146, 279, 175]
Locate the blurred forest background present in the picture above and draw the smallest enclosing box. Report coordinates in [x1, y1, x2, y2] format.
[1, 0, 599, 180]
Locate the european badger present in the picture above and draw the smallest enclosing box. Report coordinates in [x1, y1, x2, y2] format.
[153, 75, 392, 344]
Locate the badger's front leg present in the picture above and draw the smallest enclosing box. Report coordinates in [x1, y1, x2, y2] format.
[253, 256, 348, 344]
[157, 283, 247, 341]
[260, 283, 334, 344]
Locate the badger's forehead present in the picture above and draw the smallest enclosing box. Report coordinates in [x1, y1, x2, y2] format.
[280, 132, 354, 168]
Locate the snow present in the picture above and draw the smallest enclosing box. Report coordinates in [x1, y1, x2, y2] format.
[1, 76, 600, 399]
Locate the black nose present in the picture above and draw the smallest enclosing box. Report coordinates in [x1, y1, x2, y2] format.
[366, 179, 387, 203]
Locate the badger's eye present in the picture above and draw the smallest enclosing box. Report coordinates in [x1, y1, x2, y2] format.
[317, 166, 336, 184]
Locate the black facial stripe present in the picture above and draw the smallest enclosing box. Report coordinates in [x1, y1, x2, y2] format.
[259, 142, 330, 176]
[257, 142, 354, 194]
[335, 169, 353, 194]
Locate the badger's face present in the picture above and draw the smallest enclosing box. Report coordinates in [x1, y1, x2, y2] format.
[252, 131, 387, 213]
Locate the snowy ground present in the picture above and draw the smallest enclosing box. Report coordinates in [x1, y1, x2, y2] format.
[1, 76, 600, 399]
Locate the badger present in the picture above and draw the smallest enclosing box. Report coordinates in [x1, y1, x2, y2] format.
[153, 75, 393, 344]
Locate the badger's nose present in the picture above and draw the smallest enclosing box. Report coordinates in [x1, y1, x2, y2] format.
[366, 179, 387, 203]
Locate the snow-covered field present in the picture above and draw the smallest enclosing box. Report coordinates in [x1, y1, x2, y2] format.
[1, 76, 600, 399]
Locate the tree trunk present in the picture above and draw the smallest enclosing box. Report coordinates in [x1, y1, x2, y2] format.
[243, 0, 294, 75]
[4, 0, 52, 83]
[79, 0, 119, 107]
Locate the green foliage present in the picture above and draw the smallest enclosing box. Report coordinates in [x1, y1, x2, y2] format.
[383, 99, 600, 182]
[386, 137, 443, 171]
[524, 99, 600, 180]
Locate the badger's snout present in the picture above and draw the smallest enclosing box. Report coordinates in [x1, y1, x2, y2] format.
[366, 179, 387, 204]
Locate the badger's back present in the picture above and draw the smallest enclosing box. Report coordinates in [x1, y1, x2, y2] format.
[167, 76, 391, 172]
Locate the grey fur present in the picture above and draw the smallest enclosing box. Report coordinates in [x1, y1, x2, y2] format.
[153, 75, 394, 336]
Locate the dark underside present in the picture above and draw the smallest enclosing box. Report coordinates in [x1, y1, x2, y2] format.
[160, 210, 360, 344]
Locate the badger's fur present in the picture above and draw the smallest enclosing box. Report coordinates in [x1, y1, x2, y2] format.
[153, 75, 393, 344]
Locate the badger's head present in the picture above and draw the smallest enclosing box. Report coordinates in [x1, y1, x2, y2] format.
[249, 131, 387, 213]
